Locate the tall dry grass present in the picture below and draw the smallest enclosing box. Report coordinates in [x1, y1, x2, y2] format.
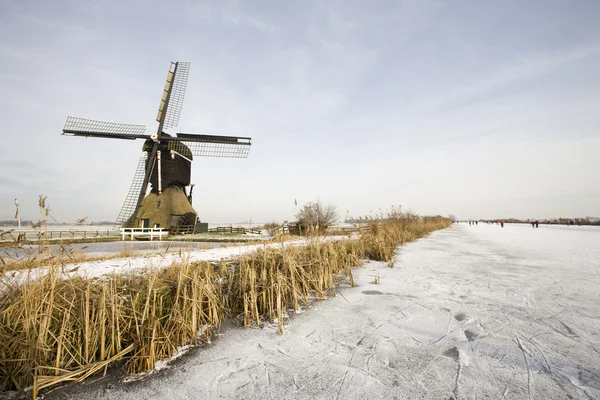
[227, 240, 361, 332]
[0, 212, 450, 397]
[360, 210, 451, 262]
[1, 261, 224, 397]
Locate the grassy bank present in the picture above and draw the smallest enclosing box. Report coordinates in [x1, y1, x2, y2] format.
[0, 214, 450, 397]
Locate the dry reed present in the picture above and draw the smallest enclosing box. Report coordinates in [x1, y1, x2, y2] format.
[1, 260, 224, 396]
[0, 212, 450, 398]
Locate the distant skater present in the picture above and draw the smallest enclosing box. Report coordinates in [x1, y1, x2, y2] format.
[500, 220, 504, 228]
[535, 220, 539, 228]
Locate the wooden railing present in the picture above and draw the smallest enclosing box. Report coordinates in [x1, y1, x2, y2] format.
[207, 226, 263, 235]
[170, 225, 196, 235]
[120, 227, 166, 241]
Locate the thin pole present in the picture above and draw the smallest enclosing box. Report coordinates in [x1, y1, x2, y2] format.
[15, 198, 20, 241]
[158, 150, 162, 194]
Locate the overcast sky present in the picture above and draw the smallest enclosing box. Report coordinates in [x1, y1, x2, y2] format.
[1, 0, 599, 223]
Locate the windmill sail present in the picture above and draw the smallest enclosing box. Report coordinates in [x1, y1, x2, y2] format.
[156, 62, 191, 129]
[63, 116, 147, 139]
[114, 154, 149, 228]
[64, 61, 253, 231]
[168, 133, 251, 158]
[156, 67, 174, 126]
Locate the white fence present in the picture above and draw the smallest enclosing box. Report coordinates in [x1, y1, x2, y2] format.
[120, 227, 166, 241]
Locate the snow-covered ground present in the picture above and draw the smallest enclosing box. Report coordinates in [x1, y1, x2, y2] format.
[2, 240, 230, 261]
[41, 224, 600, 399]
[1, 236, 351, 289]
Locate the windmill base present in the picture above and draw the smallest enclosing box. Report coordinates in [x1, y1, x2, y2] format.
[134, 186, 199, 233]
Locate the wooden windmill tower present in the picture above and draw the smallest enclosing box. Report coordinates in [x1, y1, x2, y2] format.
[63, 62, 251, 232]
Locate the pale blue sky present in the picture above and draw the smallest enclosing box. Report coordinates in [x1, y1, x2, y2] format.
[1, 0, 599, 223]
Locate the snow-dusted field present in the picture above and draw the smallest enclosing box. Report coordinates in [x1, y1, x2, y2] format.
[42, 224, 600, 399]
[1, 237, 349, 289]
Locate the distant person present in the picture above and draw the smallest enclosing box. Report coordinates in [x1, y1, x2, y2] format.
[475, 221, 478, 225]
[535, 220, 539, 228]
[500, 220, 504, 228]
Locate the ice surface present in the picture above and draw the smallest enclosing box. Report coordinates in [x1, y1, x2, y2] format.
[41, 224, 600, 399]
[3, 241, 230, 260]
[1, 236, 353, 289]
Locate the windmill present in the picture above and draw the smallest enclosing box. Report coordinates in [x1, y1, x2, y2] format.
[63, 62, 251, 233]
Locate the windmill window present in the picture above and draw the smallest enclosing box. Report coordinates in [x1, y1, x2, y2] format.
[157, 201, 161, 208]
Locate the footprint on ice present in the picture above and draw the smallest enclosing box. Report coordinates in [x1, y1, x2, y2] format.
[443, 347, 460, 362]
[362, 290, 383, 295]
[454, 312, 467, 321]
[464, 330, 478, 341]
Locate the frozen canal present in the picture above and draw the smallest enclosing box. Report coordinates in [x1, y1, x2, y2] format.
[44, 224, 600, 399]
[3, 240, 230, 260]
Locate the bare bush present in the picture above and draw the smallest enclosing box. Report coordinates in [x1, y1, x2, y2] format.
[295, 200, 338, 234]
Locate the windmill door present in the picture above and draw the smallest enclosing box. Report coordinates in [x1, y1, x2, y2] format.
[141, 219, 150, 229]
[169, 215, 181, 230]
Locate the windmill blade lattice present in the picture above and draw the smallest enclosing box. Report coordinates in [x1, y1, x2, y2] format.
[181, 141, 251, 158]
[63, 116, 147, 139]
[168, 138, 251, 158]
[114, 154, 150, 228]
[63, 61, 253, 231]
[162, 62, 191, 129]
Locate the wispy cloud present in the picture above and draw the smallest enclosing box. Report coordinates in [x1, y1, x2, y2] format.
[187, 0, 277, 35]
[0, 0, 599, 221]
[422, 43, 600, 112]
